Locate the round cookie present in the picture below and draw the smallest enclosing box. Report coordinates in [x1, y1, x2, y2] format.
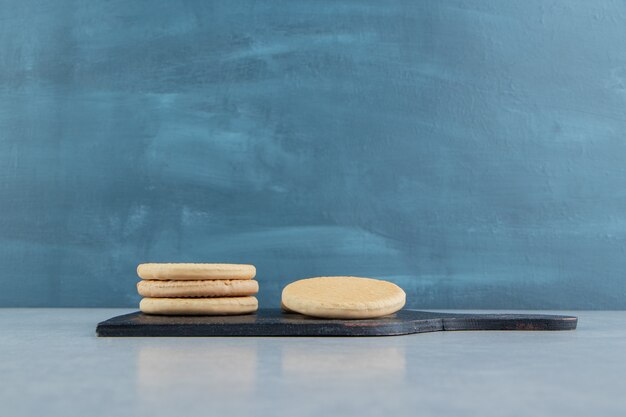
[137, 280, 259, 298]
[281, 276, 406, 319]
[140, 297, 258, 316]
[137, 263, 256, 280]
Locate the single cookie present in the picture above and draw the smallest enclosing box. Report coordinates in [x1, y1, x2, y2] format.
[281, 276, 406, 319]
[137, 280, 259, 298]
[137, 263, 256, 280]
[140, 297, 258, 316]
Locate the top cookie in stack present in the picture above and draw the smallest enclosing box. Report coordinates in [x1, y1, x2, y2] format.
[136, 263, 258, 316]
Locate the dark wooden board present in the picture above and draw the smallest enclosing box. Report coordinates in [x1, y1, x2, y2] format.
[96, 309, 577, 337]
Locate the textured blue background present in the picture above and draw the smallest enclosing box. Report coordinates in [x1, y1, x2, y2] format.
[1, 0, 625, 308]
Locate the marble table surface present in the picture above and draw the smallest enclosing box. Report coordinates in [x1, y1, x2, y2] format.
[1, 309, 625, 417]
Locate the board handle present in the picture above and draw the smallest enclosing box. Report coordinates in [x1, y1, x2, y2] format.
[442, 313, 578, 331]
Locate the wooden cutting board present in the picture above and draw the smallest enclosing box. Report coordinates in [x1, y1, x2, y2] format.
[96, 309, 577, 337]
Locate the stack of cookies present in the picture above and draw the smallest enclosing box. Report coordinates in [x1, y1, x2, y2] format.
[136, 263, 258, 315]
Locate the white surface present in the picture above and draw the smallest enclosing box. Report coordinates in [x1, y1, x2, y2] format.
[0, 309, 625, 417]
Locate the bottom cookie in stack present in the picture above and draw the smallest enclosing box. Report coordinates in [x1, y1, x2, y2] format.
[136, 263, 259, 316]
[140, 297, 258, 315]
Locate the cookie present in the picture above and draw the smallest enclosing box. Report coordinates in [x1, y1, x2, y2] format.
[140, 296, 258, 316]
[280, 301, 293, 312]
[137, 263, 256, 280]
[137, 280, 259, 298]
[281, 276, 405, 319]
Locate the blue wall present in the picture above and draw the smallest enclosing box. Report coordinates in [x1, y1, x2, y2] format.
[1, 0, 625, 308]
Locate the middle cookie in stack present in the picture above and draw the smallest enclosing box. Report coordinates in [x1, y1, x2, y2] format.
[137, 263, 258, 316]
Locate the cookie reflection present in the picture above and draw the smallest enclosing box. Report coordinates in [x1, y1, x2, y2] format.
[136, 342, 258, 414]
[281, 343, 406, 381]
